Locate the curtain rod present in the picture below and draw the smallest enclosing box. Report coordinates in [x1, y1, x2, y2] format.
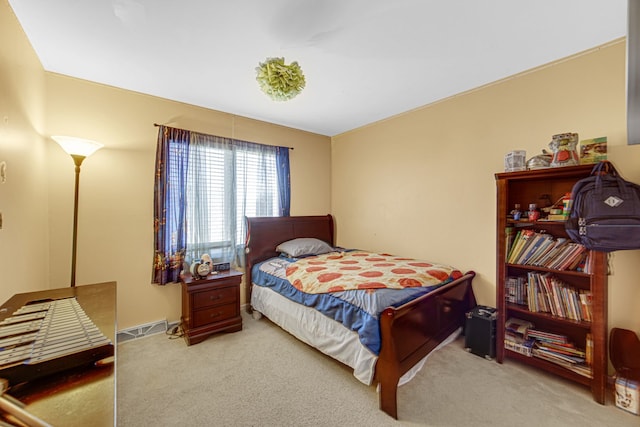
[153, 123, 294, 150]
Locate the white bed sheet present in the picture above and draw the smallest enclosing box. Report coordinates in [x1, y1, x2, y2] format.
[251, 283, 377, 384]
[250, 284, 462, 387]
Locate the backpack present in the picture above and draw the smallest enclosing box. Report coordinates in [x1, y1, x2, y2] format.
[565, 161, 640, 252]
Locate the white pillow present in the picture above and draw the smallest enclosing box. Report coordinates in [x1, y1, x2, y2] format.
[276, 238, 334, 258]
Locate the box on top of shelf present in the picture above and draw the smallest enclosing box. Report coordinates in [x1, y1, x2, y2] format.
[579, 137, 607, 165]
[504, 150, 526, 172]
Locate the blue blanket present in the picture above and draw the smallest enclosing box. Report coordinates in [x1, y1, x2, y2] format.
[252, 257, 446, 355]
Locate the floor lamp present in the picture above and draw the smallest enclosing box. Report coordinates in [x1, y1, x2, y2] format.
[52, 136, 103, 287]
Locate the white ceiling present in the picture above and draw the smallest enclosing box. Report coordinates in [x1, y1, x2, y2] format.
[8, 0, 629, 137]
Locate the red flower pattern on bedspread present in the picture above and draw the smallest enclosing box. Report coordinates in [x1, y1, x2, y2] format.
[286, 251, 462, 294]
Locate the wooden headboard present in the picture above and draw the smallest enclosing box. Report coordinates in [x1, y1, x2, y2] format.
[244, 215, 334, 312]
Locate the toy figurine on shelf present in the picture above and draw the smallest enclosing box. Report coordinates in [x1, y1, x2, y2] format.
[549, 132, 579, 167]
[510, 204, 522, 220]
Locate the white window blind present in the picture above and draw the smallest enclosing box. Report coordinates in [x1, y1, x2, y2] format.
[175, 140, 280, 262]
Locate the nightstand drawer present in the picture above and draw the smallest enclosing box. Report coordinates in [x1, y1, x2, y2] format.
[193, 303, 237, 328]
[193, 286, 236, 310]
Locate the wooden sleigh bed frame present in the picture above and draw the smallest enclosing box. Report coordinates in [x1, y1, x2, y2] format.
[244, 215, 476, 419]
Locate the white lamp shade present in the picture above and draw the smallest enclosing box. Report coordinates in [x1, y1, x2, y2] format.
[52, 136, 103, 157]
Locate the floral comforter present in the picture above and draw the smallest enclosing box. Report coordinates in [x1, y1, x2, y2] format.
[286, 251, 462, 293]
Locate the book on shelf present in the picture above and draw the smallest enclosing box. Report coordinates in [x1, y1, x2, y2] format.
[533, 346, 585, 364]
[519, 272, 591, 321]
[504, 317, 535, 357]
[507, 229, 535, 264]
[511, 276, 527, 306]
[579, 291, 593, 322]
[504, 319, 592, 376]
[524, 236, 556, 265]
[576, 250, 595, 274]
[549, 243, 586, 271]
[505, 276, 527, 305]
[533, 238, 569, 267]
[506, 317, 534, 335]
[506, 229, 522, 263]
[568, 363, 593, 378]
[567, 250, 588, 271]
[526, 329, 569, 344]
[505, 337, 535, 357]
[517, 233, 552, 265]
[505, 227, 515, 258]
[506, 230, 588, 273]
[532, 348, 592, 378]
[531, 348, 592, 378]
[535, 341, 586, 358]
[505, 229, 533, 264]
[527, 331, 592, 378]
[585, 333, 593, 366]
[542, 214, 567, 221]
[546, 243, 577, 270]
[526, 272, 548, 313]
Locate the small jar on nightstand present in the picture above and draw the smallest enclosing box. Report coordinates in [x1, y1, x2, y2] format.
[179, 269, 243, 345]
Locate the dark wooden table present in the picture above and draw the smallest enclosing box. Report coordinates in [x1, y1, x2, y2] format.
[0, 282, 116, 427]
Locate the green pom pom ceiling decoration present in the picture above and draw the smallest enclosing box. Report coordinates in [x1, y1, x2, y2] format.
[256, 57, 306, 101]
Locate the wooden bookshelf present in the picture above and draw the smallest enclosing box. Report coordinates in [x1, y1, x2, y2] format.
[495, 165, 608, 404]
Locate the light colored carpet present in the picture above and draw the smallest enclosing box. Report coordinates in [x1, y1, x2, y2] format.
[117, 311, 638, 426]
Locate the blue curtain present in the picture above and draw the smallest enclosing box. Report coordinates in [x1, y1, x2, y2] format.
[276, 146, 291, 216]
[152, 126, 190, 285]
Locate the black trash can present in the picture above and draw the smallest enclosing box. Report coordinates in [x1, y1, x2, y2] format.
[464, 305, 497, 360]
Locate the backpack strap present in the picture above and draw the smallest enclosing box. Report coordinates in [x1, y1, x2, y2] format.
[591, 160, 618, 177]
[590, 160, 630, 196]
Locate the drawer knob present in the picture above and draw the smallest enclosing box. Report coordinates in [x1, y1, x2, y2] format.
[210, 312, 221, 318]
[210, 295, 221, 300]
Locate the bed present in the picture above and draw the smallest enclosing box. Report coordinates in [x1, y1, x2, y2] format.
[244, 215, 476, 419]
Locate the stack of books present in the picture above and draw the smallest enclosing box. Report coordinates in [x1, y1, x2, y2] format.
[528, 330, 593, 378]
[504, 324, 593, 377]
[506, 230, 589, 271]
[524, 272, 593, 321]
[505, 273, 593, 322]
[504, 317, 535, 357]
[527, 271, 593, 322]
[505, 276, 527, 305]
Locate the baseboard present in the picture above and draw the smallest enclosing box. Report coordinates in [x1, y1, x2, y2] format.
[117, 319, 180, 343]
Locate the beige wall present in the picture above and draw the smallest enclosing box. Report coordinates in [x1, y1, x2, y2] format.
[332, 39, 640, 333]
[1, 1, 331, 330]
[0, 2, 49, 299]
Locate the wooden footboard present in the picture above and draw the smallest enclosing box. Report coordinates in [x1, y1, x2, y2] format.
[376, 271, 477, 419]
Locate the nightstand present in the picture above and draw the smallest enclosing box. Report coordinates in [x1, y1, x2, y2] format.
[180, 269, 243, 345]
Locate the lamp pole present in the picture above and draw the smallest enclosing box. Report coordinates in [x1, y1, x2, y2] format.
[70, 155, 86, 288]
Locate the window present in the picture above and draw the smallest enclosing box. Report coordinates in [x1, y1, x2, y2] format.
[181, 140, 280, 258]
[153, 126, 290, 285]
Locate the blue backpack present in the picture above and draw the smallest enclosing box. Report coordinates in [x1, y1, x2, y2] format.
[565, 161, 640, 252]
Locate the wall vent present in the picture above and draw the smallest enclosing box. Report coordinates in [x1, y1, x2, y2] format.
[117, 320, 179, 343]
